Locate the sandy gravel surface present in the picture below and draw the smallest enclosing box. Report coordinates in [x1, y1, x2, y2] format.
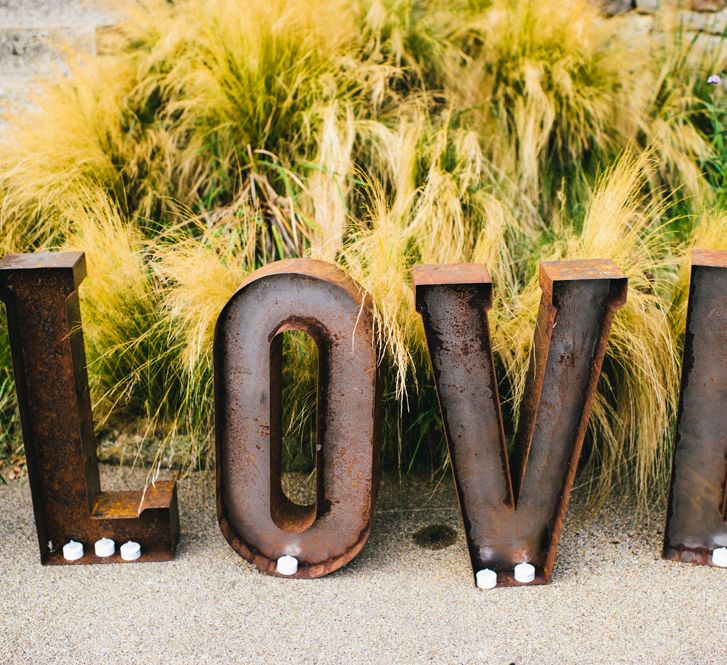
[1, 466, 725, 664]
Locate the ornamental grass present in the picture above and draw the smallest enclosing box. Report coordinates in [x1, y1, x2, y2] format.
[0, 0, 724, 505]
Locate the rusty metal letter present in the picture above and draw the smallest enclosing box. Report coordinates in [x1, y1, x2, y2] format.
[414, 260, 626, 586]
[0, 252, 179, 564]
[215, 259, 379, 578]
[663, 250, 727, 566]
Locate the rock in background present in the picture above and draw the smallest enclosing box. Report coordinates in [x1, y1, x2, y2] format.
[600, 0, 727, 28]
[603, 0, 637, 16]
[688, 0, 726, 11]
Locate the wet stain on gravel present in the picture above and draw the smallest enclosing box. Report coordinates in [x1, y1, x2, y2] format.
[413, 524, 458, 550]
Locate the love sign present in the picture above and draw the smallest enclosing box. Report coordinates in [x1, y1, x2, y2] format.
[0, 250, 725, 587]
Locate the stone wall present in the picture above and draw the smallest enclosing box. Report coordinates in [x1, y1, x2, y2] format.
[603, 0, 726, 53]
[603, 1, 725, 88]
[604, 0, 726, 15]
[0, 1, 112, 110]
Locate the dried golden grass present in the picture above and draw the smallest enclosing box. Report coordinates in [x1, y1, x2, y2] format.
[0, 0, 722, 501]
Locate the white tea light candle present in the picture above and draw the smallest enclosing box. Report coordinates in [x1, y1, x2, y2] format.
[62, 540, 83, 561]
[94, 537, 115, 557]
[514, 562, 535, 583]
[712, 547, 727, 568]
[120, 541, 141, 561]
[276, 555, 298, 575]
[476, 568, 497, 590]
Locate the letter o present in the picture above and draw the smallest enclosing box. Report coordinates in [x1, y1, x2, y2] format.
[214, 259, 380, 578]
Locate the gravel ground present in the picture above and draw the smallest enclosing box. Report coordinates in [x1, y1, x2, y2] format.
[1, 466, 725, 664]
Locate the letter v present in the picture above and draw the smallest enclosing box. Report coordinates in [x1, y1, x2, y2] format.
[414, 260, 626, 587]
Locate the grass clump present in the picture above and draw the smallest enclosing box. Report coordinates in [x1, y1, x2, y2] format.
[0, 0, 724, 503]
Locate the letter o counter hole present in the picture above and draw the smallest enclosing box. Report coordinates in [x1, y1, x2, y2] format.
[275, 329, 319, 526]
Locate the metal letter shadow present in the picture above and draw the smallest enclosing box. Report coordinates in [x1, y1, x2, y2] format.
[414, 260, 626, 587]
[215, 259, 380, 578]
[0, 252, 179, 564]
[663, 250, 727, 566]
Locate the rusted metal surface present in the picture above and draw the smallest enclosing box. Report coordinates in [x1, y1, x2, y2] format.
[215, 258, 380, 578]
[0, 251, 179, 565]
[414, 259, 627, 587]
[663, 249, 727, 566]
